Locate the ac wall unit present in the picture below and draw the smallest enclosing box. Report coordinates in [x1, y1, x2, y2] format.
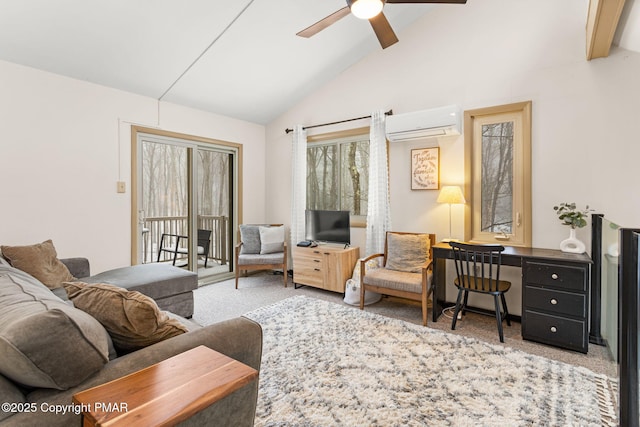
[385, 105, 461, 142]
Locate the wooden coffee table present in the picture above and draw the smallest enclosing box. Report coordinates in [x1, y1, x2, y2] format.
[73, 345, 258, 427]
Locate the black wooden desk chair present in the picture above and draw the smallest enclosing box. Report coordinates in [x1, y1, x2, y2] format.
[449, 241, 512, 342]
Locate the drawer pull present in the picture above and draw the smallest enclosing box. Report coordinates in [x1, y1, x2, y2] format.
[550, 326, 557, 333]
[551, 273, 559, 280]
[313, 250, 320, 254]
[313, 259, 320, 263]
[550, 298, 558, 305]
[314, 268, 321, 272]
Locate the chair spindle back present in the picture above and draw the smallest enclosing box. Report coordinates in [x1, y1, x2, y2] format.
[450, 242, 506, 293]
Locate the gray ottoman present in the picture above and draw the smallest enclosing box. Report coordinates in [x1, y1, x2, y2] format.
[81, 263, 198, 318]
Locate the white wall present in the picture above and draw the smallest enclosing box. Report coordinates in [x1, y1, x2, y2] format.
[0, 60, 266, 274]
[265, 0, 640, 312]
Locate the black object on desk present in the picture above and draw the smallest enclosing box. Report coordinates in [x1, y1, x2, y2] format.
[432, 242, 593, 353]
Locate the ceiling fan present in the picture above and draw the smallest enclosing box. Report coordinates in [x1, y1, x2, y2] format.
[297, 0, 467, 49]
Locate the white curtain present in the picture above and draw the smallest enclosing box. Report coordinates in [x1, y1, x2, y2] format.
[290, 125, 307, 248]
[365, 110, 392, 256]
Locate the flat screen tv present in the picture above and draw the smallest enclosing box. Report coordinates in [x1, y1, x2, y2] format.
[305, 210, 350, 245]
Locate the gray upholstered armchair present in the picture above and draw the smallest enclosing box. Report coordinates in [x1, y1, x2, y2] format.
[235, 224, 287, 288]
[359, 231, 436, 326]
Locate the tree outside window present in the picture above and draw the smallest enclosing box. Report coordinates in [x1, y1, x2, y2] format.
[481, 122, 514, 234]
[306, 133, 369, 219]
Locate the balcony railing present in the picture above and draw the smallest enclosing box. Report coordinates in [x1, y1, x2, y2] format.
[142, 215, 229, 266]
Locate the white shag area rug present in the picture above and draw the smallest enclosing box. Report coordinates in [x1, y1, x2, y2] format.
[244, 296, 618, 427]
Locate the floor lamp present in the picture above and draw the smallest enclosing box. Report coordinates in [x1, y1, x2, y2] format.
[437, 186, 466, 242]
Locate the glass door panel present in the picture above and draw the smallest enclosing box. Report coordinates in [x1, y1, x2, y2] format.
[600, 217, 620, 363]
[196, 148, 233, 281]
[140, 140, 190, 267]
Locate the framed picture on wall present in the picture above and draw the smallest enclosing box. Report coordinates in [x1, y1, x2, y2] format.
[411, 147, 439, 190]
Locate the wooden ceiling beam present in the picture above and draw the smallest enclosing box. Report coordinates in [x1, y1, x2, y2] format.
[586, 0, 627, 60]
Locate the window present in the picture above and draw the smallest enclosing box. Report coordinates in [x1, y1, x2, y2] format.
[464, 101, 532, 247]
[306, 127, 370, 225]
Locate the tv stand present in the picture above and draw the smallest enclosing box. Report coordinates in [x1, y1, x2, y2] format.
[293, 245, 359, 293]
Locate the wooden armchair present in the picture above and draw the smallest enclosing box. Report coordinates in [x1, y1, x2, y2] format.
[360, 231, 436, 326]
[235, 224, 287, 289]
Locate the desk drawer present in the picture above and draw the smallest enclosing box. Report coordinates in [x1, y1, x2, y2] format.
[524, 286, 586, 318]
[523, 310, 587, 353]
[523, 261, 587, 291]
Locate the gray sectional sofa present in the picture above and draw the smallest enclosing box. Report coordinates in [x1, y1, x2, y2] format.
[62, 258, 198, 318]
[0, 259, 263, 426]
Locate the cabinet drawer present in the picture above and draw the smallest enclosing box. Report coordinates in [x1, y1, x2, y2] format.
[524, 286, 586, 318]
[293, 248, 324, 262]
[293, 266, 323, 287]
[294, 256, 324, 271]
[523, 310, 587, 353]
[523, 261, 587, 291]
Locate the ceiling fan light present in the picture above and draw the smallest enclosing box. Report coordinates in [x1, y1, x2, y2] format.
[349, 0, 384, 20]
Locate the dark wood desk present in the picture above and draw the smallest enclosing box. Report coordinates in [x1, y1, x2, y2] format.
[432, 242, 594, 352]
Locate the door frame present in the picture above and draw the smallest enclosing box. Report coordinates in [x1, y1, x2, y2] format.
[130, 126, 243, 272]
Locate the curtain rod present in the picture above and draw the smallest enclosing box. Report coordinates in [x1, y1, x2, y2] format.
[285, 109, 393, 134]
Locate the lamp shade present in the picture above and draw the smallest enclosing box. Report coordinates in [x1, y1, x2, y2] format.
[348, 0, 384, 19]
[437, 186, 466, 205]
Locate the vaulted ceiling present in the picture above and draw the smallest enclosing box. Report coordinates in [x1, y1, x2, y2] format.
[0, 0, 638, 125]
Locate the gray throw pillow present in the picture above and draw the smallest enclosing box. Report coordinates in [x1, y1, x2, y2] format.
[385, 233, 431, 273]
[0, 271, 110, 390]
[240, 225, 261, 254]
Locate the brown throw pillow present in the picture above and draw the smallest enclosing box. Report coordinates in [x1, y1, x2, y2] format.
[385, 233, 431, 273]
[63, 282, 188, 352]
[1, 240, 74, 289]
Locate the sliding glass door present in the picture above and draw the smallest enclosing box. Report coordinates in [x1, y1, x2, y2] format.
[132, 127, 238, 284]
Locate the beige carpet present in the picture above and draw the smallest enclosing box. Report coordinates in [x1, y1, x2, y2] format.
[243, 296, 617, 426]
[193, 272, 617, 378]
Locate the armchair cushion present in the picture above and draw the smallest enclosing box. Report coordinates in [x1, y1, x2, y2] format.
[385, 233, 431, 273]
[238, 253, 284, 266]
[363, 268, 432, 294]
[0, 240, 74, 289]
[239, 225, 261, 254]
[259, 225, 284, 254]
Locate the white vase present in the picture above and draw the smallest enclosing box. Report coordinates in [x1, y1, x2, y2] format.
[560, 228, 585, 254]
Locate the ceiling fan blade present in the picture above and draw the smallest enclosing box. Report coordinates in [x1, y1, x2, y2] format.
[297, 7, 351, 38]
[369, 12, 399, 49]
[386, 0, 467, 3]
